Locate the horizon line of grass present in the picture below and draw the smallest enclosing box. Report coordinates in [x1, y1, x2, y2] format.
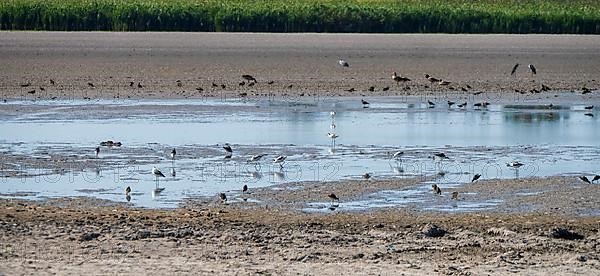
[1, 0, 599, 34]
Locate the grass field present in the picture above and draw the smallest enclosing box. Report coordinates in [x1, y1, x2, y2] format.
[1, 0, 599, 33]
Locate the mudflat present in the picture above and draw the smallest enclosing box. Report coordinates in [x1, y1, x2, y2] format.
[1, 32, 599, 100]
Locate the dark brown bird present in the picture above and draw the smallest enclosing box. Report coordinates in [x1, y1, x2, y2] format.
[328, 193, 339, 202]
[382, 86, 390, 91]
[584, 105, 594, 110]
[579, 176, 591, 184]
[220, 84, 226, 89]
[361, 99, 369, 105]
[242, 75, 257, 82]
[425, 74, 439, 83]
[129, 81, 134, 87]
[368, 86, 375, 92]
[87, 82, 95, 88]
[471, 173, 481, 182]
[27, 90, 35, 94]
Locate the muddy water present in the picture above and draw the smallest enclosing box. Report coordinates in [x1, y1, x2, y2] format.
[0, 97, 598, 209]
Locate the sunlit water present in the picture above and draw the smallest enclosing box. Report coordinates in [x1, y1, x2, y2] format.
[0, 97, 598, 210]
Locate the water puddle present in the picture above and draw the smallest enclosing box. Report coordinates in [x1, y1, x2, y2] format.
[1, 97, 599, 210]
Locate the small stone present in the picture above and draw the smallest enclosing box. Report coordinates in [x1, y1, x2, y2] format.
[550, 228, 584, 240]
[80, 232, 101, 241]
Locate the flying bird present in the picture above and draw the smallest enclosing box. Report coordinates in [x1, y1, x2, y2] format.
[511, 63, 519, 75]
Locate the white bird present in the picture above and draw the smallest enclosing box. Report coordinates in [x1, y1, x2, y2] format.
[248, 154, 266, 162]
[152, 166, 165, 186]
[338, 59, 349, 67]
[506, 161, 524, 168]
[327, 132, 339, 139]
[273, 155, 287, 168]
[392, 151, 404, 160]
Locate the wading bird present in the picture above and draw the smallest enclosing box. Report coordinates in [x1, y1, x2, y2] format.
[327, 132, 339, 139]
[219, 193, 227, 203]
[152, 166, 166, 186]
[457, 102, 468, 108]
[242, 184, 248, 194]
[506, 161, 524, 168]
[528, 64, 537, 75]
[592, 175, 600, 183]
[425, 74, 440, 83]
[125, 186, 131, 195]
[170, 148, 176, 160]
[273, 155, 287, 168]
[362, 173, 371, 180]
[328, 193, 339, 203]
[223, 143, 233, 154]
[432, 184, 441, 195]
[579, 176, 591, 184]
[391, 72, 411, 85]
[584, 105, 594, 110]
[434, 153, 449, 160]
[471, 173, 481, 182]
[361, 99, 370, 106]
[428, 100, 435, 108]
[391, 151, 404, 161]
[451, 191, 458, 200]
[338, 59, 349, 67]
[170, 168, 176, 177]
[95, 146, 100, 158]
[248, 154, 266, 163]
[511, 63, 519, 75]
[447, 101, 455, 107]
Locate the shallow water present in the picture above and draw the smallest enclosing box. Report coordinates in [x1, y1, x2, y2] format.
[0, 97, 599, 210]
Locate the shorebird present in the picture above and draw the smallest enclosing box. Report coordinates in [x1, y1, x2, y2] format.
[327, 132, 339, 139]
[471, 173, 481, 182]
[361, 99, 370, 106]
[425, 74, 440, 83]
[242, 184, 248, 194]
[223, 143, 233, 154]
[137, 82, 143, 88]
[584, 105, 594, 110]
[152, 166, 166, 185]
[328, 193, 339, 203]
[94, 146, 100, 158]
[362, 173, 371, 179]
[510, 63, 519, 75]
[248, 154, 266, 163]
[438, 80, 451, 86]
[391, 151, 404, 161]
[50, 79, 55, 85]
[457, 102, 467, 108]
[432, 184, 441, 195]
[219, 192, 227, 202]
[125, 186, 131, 195]
[273, 155, 287, 168]
[451, 191, 458, 200]
[579, 176, 591, 184]
[87, 82, 95, 88]
[391, 72, 411, 85]
[382, 86, 390, 91]
[506, 162, 524, 168]
[346, 87, 355, 92]
[338, 59, 349, 67]
[126, 194, 131, 202]
[170, 148, 176, 160]
[129, 81, 134, 87]
[428, 100, 435, 108]
[447, 101, 455, 107]
[368, 86, 375, 92]
[433, 153, 449, 160]
[592, 175, 600, 183]
[330, 111, 336, 117]
[242, 74, 257, 83]
[528, 64, 537, 75]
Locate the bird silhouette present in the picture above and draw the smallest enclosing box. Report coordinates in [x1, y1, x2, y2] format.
[579, 176, 591, 184]
[432, 184, 441, 195]
[471, 174, 481, 182]
[528, 64, 537, 75]
[511, 63, 519, 75]
[328, 193, 339, 202]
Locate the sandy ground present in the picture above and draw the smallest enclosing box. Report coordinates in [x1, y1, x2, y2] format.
[1, 32, 599, 101]
[2, 176, 600, 275]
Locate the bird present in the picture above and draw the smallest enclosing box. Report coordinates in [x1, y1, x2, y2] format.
[248, 154, 266, 163]
[176, 80, 183, 87]
[391, 72, 411, 85]
[457, 102, 468, 108]
[584, 113, 594, 117]
[362, 173, 371, 179]
[346, 88, 355, 92]
[506, 162, 524, 168]
[592, 175, 600, 183]
[471, 173, 481, 182]
[223, 143, 233, 154]
[451, 191, 458, 200]
[273, 155, 287, 168]
[87, 82, 95, 88]
[328, 193, 339, 202]
[391, 151, 404, 160]
[170, 148, 176, 160]
[137, 82, 143, 88]
[368, 86, 375, 92]
[219, 193, 227, 202]
[239, 81, 245, 86]
[49, 79, 55, 85]
[152, 166, 166, 184]
[511, 63, 519, 75]
[327, 132, 339, 139]
[27, 90, 35, 95]
[242, 74, 257, 83]
[94, 146, 100, 158]
[125, 186, 131, 195]
[382, 86, 390, 91]
[447, 101, 455, 107]
[431, 184, 441, 195]
[584, 105, 594, 110]
[528, 64, 537, 75]
[129, 81, 134, 87]
[361, 99, 369, 105]
[425, 74, 440, 83]
[428, 100, 435, 107]
[438, 80, 451, 86]
[330, 122, 336, 129]
[579, 176, 591, 184]
[338, 59, 349, 67]
[242, 184, 248, 194]
[330, 111, 336, 117]
[433, 153, 449, 160]
[126, 194, 131, 203]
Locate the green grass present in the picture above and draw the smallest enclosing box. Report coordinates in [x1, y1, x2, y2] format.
[1, 0, 599, 33]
